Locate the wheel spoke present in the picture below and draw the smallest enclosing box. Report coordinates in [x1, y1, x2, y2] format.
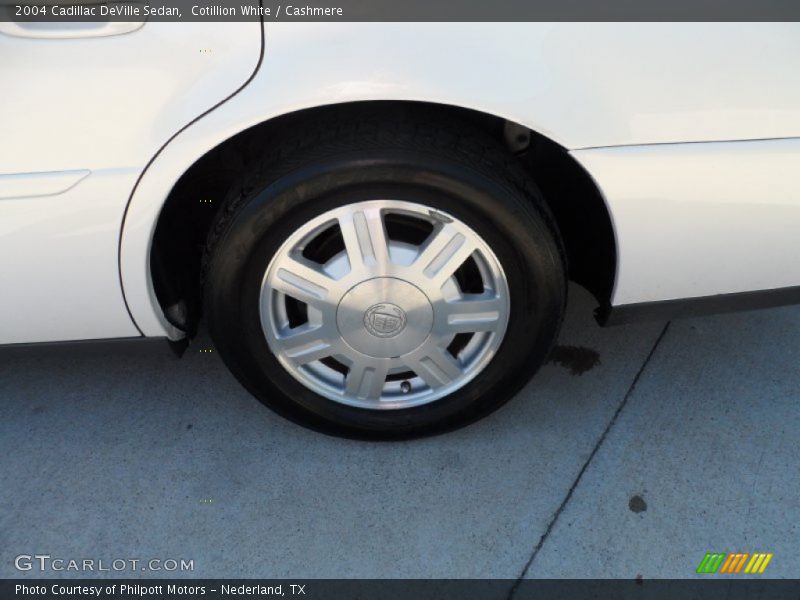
[438, 294, 505, 334]
[413, 223, 477, 286]
[344, 359, 390, 400]
[338, 208, 390, 275]
[260, 199, 511, 410]
[404, 343, 463, 389]
[269, 255, 337, 309]
[276, 324, 337, 365]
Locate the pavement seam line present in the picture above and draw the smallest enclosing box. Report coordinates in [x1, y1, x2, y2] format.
[507, 321, 672, 596]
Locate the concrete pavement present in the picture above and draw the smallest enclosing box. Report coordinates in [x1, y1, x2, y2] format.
[0, 284, 797, 581]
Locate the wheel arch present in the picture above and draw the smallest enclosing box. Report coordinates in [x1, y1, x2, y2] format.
[123, 100, 616, 339]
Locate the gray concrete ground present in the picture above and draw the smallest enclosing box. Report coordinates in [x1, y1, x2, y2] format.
[0, 284, 797, 581]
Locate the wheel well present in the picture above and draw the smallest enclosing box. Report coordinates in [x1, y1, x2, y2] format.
[150, 101, 616, 336]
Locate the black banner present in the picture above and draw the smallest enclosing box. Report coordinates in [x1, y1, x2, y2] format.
[2, 0, 800, 22]
[3, 579, 800, 600]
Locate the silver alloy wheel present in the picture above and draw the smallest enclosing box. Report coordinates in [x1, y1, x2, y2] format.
[259, 200, 510, 410]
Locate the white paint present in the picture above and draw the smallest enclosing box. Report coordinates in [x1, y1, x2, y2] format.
[2, 22, 800, 342]
[0, 170, 89, 199]
[247, 23, 800, 149]
[0, 22, 260, 173]
[0, 169, 141, 343]
[572, 138, 800, 306]
[0, 22, 260, 343]
[0, 20, 144, 39]
[121, 23, 800, 337]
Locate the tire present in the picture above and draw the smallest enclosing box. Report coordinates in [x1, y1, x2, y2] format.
[203, 110, 566, 439]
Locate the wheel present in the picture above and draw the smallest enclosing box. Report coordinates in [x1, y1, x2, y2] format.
[204, 111, 566, 439]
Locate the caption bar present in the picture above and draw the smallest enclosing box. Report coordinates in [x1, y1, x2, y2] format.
[2, 0, 800, 22]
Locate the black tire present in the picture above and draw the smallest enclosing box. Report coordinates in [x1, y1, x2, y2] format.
[203, 110, 566, 439]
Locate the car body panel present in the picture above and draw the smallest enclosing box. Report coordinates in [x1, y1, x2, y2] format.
[0, 22, 261, 344]
[0, 169, 142, 344]
[245, 23, 800, 150]
[572, 138, 800, 307]
[121, 23, 800, 339]
[2, 22, 800, 342]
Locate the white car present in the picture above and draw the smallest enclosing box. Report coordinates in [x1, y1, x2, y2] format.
[2, 23, 799, 438]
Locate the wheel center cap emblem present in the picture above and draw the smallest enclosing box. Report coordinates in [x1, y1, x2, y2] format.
[363, 303, 407, 338]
